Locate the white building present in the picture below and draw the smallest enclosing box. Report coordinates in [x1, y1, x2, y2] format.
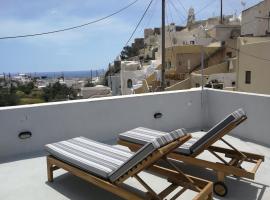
[108, 74, 121, 96]
[208, 24, 241, 41]
[13, 73, 31, 83]
[159, 24, 213, 49]
[120, 60, 160, 95]
[80, 86, 111, 99]
[241, 0, 270, 36]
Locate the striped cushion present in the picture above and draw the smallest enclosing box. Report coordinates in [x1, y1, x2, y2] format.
[188, 108, 246, 154]
[119, 127, 190, 154]
[109, 128, 187, 182]
[45, 137, 133, 179]
[177, 136, 201, 155]
[45, 129, 186, 182]
[118, 109, 246, 155]
[119, 127, 173, 145]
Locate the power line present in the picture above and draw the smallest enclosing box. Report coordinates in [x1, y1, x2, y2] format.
[138, 0, 158, 56]
[166, 1, 177, 65]
[207, 33, 270, 62]
[227, 45, 270, 62]
[175, 0, 188, 14]
[168, 0, 186, 24]
[167, 0, 270, 64]
[173, 0, 217, 26]
[0, 0, 140, 40]
[139, 0, 158, 36]
[166, 4, 174, 62]
[124, 0, 154, 47]
[195, 0, 217, 16]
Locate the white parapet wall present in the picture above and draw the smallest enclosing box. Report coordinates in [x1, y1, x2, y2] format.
[1, 88, 270, 161]
[0, 89, 203, 161]
[205, 89, 270, 146]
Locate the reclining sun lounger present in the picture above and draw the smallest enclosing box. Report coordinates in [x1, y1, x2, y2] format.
[45, 130, 213, 200]
[117, 108, 264, 197]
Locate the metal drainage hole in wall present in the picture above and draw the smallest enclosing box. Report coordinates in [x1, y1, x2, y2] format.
[18, 131, 32, 140]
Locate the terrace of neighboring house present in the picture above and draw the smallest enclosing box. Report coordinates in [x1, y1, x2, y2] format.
[0, 88, 270, 200]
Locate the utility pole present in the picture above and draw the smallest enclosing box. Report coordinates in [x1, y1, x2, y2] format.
[8, 73, 11, 94]
[200, 46, 204, 91]
[90, 69, 92, 84]
[161, 0, 166, 90]
[220, 0, 223, 24]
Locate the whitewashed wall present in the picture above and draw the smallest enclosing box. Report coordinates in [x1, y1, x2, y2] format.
[1, 88, 269, 161]
[0, 89, 203, 161]
[205, 89, 270, 146]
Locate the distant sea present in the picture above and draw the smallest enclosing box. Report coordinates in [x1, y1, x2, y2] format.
[9, 70, 105, 79]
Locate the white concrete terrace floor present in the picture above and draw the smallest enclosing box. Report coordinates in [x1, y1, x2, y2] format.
[1, 133, 270, 200]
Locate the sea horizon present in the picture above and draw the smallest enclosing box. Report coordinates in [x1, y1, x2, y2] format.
[2, 69, 106, 78]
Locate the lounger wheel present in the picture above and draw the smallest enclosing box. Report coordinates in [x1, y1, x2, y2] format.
[213, 181, 228, 197]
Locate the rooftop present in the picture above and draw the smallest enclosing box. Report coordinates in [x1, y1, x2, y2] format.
[1, 135, 270, 200]
[0, 88, 270, 199]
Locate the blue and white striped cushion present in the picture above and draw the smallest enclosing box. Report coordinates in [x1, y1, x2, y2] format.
[45, 137, 134, 179]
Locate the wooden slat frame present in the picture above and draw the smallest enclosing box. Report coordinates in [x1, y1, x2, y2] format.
[118, 139, 264, 180]
[117, 117, 264, 182]
[191, 116, 247, 157]
[47, 156, 144, 200]
[47, 134, 213, 200]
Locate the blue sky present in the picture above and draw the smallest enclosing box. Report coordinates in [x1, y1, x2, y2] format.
[0, 0, 261, 73]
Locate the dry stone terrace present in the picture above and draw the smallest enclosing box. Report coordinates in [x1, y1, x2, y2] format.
[0, 88, 270, 199]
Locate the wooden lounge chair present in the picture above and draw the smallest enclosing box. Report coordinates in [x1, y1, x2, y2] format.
[117, 108, 265, 197]
[45, 129, 213, 200]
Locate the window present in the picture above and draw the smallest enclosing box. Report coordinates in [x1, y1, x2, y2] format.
[167, 61, 171, 68]
[245, 71, 251, 84]
[172, 37, 177, 45]
[226, 52, 232, 58]
[127, 79, 133, 88]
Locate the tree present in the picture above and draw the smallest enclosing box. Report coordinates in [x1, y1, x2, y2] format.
[15, 91, 26, 98]
[17, 82, 35, 95]
[84, 81, 95, 87]
[120, 45, 140, 60]
[0, 88, 19, 106]
[42, 82, 78, 102]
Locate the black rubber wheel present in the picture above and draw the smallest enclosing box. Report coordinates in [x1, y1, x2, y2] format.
[214, 181, 228, 197]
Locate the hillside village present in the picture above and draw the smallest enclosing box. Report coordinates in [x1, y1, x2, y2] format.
[1, 1, 270, 199]
[1, 0, 270, 106]
[106, 0, 270, 96]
